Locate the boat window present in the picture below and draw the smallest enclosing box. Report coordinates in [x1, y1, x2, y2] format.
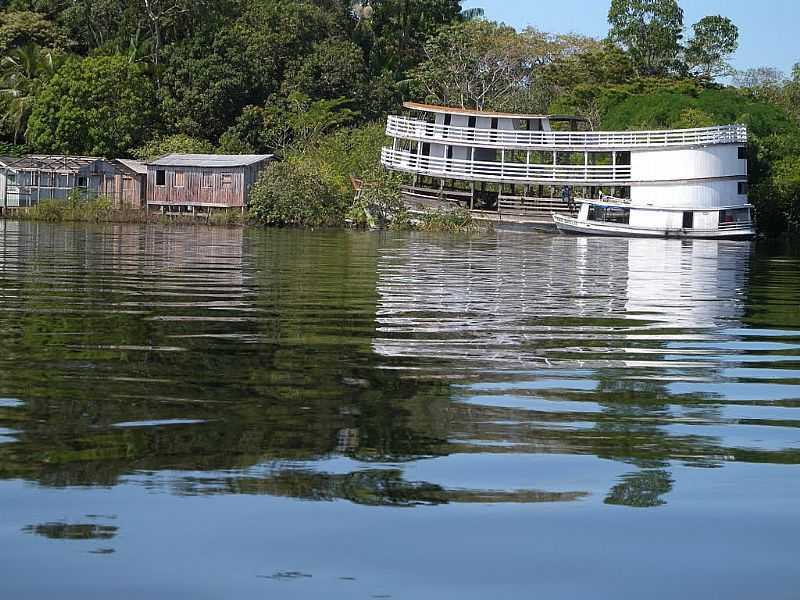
[613, 186, 631, 199]
[557, 152, 583, 165]
[588, 205, 630, 224]
[505, 150, 527, 163]
[720, 208, 751, 224]
[529, 151, 552, 165]
[615, 151, 631, 166]
[738, 146, 748, 160]
[589, 152, 613, 166]
[738, 182, 749, 195]
[683, 211, 694, 229]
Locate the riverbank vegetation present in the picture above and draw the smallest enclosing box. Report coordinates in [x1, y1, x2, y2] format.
[0, 0, 797, 234]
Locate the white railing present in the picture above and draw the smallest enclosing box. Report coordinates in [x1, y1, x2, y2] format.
[718, 221, 754, 231]
[381, 148, 632, 184]
[386, 116, 748, 150]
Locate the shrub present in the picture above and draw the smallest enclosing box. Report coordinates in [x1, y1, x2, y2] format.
[347, 169, 405, 228]
[248, 160, 343, 227]
[25, 195, 112, 222]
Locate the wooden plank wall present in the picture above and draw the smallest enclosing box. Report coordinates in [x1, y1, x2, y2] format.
[146, 167, 248, 208]
[98, 174, 145, 209]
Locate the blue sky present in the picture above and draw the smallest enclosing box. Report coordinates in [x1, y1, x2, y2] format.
[462, 0, 799, 76]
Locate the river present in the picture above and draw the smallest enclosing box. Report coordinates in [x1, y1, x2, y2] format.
[0, 222, 798, 599]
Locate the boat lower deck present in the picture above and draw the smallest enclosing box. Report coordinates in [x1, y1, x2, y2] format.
[400, 184, 577, 228]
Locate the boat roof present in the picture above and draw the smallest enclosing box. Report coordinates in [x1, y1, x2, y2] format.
[403, 102, 588, 122]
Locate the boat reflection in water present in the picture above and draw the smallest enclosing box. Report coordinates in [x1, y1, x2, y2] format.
[372, 233, 771, 508]
[0, 223, 796, 513]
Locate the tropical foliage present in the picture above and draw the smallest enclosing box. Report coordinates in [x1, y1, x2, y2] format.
[0, 0, 796, 233]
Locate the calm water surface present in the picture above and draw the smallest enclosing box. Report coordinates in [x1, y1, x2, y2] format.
[0, 222, 799, 598]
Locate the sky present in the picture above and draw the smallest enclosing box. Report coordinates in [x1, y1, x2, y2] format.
[462, 0, 799, 76]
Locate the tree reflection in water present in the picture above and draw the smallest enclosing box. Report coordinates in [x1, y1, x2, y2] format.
[0, 222, 798, 509]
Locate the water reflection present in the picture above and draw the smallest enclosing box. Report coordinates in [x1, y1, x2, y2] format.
[0, 222, 798, 514]
[372, 233, 799, 506]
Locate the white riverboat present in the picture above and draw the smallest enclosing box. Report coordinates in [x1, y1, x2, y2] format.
[381, 102, 755, 239]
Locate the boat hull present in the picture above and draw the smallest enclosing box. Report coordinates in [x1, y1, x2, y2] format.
[552, 214, 756, 240]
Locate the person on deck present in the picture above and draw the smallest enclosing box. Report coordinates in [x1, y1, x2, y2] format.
[561, 185, 575, 212]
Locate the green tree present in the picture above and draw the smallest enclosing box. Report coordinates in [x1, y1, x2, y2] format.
[607, 0, 684, 76]
[283, 39, 368, 102]
[784, 64, 800, 123]
[411, 20, 533, 110]
[0, 43, 61, 143]
[159, 0, 340, 140]
[0, 10, 70, 53]
[131, 133, 214, 161]
[26, 54, 157, 156]
[355, 0, 463, 78]
[219, 92, 357, 155]
[686, 15, 739, 78]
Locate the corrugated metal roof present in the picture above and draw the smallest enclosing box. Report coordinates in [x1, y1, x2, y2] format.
[115, 159, 148, 175]
[10, 155, 102, 171]
[148, 154, 273, 168]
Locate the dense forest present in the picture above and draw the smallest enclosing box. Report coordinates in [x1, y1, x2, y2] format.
[0, 0, 797, 233]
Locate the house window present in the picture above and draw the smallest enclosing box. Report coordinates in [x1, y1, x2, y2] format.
[221, 173, 233, 187]
[122, 177, 130, 192]
[41, 172, 52, 187]
[77, 176, 87, 187]
[7, 173, 15, 185]
[175, 170, 186, 187]
[31, 172, 40, 186]
[202, 172, 213, 188]
[738, 182, 749, 195]
[738, 146, 748, 160]
[156, 170, 166, 186]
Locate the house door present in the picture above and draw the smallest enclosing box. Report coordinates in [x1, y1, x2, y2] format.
[683, 211, 694, 229]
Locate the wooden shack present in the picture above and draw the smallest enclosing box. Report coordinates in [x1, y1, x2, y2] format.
[0, 156, 19, 210]
[104, 159, 147, 209]
[145, 154, 273, 213]
[2, 155, 121, 207]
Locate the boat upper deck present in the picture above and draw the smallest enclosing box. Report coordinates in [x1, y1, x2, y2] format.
[387, 115, 748, 151]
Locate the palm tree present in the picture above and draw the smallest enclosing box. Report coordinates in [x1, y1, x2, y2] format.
[0, 45, 62, 145]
